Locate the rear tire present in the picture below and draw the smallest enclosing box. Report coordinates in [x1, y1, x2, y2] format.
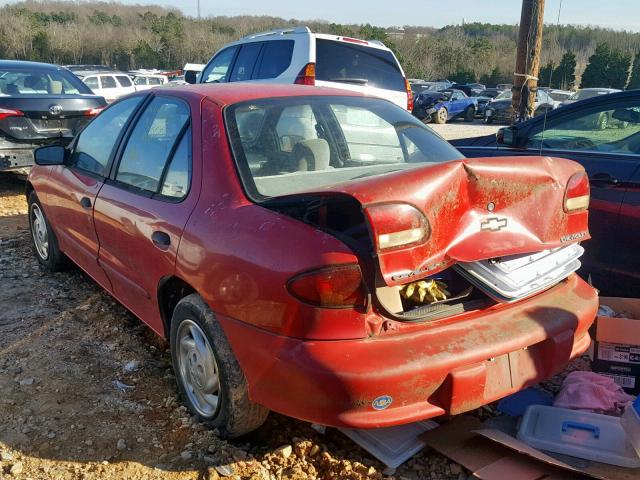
[463, 106, 475, 122]
[28, 192, 69, 272]
[170, 294, 268, 438]
[432, 107, 448, 124]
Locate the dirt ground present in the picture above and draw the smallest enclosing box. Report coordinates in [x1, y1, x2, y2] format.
[0, 163, 584, 480]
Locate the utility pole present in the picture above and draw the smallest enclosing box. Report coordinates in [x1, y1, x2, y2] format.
[512, 0, 545, 123]
[197, 0, 201, 19]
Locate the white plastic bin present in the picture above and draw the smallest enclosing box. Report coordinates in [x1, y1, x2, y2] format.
[622, 402, 640, 457]
[517, 405, 640, 468]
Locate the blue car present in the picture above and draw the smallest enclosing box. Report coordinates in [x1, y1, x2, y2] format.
[412, 88, 478, 124]
[451, 90, 640, 296]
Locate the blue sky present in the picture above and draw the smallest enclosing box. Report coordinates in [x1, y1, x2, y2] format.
[1, 0, 638, 31]
[126, 0, 640, 32]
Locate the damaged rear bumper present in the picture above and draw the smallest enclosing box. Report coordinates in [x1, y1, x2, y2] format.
[219, 274, 597, 428]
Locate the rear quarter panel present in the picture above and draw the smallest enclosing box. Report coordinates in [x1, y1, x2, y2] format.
[175, 98, 365, 340]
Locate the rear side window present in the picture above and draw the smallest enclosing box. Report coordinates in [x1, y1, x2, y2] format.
[315, 39, 404, 92]
[115, 97, 190, 195]
[256, 41, 294, 79]
[230, 43, 263, 82]
[116, 75, 133, 87]
[101, 76, 117, 89]
[149, 77, 163, 85]
[71, 96, 143, 176]
[133, 77, 147, 86]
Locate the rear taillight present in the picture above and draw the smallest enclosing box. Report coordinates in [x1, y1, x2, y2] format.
[287, 264, 364, 308]
[564, 171, 590, 212]
[365, 203, 430, 252]
[85, 106, 105, 116]
[341, 37, 369, 45]
[405, 78, 413, 111]
[294, 63, 316, 86]
[0, 107, 24, 121]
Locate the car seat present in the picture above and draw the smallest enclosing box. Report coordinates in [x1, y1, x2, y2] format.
[292, 139, 330, 171]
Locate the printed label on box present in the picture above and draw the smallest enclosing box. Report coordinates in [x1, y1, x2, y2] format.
[596, 342, 640, 365]
[600, 373, 637, 389]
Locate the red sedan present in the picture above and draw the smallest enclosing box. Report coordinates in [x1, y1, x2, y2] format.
[26, 84, 597, 437]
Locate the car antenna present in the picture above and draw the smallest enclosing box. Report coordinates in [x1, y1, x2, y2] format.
[539, 0, 564, 156]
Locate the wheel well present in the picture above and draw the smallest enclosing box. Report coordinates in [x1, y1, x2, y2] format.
[158, 276, 196, 338]
[25, 181, 34, 202]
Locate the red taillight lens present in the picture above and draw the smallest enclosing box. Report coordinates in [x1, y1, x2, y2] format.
[85, 106, 105, 116]
[365, 203, 430, 252]
[564, 171, 590, 212]
[405, 78, 413, 112]
[294, 63, 316, 86]
[0, 107, 24, 121]
[287, 264, 364, 308]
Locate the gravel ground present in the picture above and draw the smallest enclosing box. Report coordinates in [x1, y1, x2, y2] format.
[0, 171, 587, 480]
[427, 120, 500, 141]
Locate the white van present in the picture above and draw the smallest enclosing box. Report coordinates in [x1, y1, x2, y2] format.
[188, 26, 412, 111]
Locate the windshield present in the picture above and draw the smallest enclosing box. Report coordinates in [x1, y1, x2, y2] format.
[0, 67, 93, 95]
[225, 96, 463, 199]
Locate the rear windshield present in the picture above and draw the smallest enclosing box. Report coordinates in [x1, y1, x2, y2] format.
[225, 96, 462, 199]
[0, 67, 93, 95]
[315, 39, 405, 92]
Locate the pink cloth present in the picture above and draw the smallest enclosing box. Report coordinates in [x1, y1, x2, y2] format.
[553, 371, 634, 415]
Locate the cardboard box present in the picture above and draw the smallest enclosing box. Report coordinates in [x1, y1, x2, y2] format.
[592, 297, 640, 395]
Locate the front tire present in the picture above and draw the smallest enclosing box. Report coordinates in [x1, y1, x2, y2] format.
[170, 294, 268, 438]
[28, 192, 68, 271]
[432, 107, 448, 124]
[463, 106, 475, 122]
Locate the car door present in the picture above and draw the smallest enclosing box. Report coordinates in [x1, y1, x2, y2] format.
[449, 91, 466, 116]
[44, 95, 145, 290]
[93, 95, 200, 335]
[99, 75, 119, 102]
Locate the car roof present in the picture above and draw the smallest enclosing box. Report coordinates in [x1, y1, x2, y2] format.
[75, 71, 130, 77]
[578, 87, 620, 92]
[0, 59, 63, 70]
[152, 83, 372, 107]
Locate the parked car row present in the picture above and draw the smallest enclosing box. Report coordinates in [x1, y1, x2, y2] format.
[412, 88, 477, 123]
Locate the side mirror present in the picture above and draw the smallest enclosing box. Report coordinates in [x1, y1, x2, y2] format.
[184, 70, 197, 84]
[34, 145, 67, 166]
[496, 126, 518, 146]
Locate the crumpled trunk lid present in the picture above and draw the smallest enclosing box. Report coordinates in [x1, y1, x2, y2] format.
[307, 156, 590, 287]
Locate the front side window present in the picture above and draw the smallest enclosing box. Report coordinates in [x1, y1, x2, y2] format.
[83, 76, 99, 90]
[101, 76, 117, 89]
[115, 97, 190, 194]
[201, 47, 237, 83]
[229, 43, 263, 82]
[526, 100, 640, 154]
[225, 96, 463, 199]
[71, 96, 144, 176]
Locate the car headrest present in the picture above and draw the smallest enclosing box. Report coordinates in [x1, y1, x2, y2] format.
[24, 75, 41, 89]
[49, 80, 62, 94]
[292, 139, 330, 172]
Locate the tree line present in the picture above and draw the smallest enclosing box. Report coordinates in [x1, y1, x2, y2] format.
[1, 1, 640, 90]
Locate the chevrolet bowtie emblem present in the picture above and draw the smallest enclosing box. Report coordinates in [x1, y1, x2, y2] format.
[481, 216, 508, 232]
